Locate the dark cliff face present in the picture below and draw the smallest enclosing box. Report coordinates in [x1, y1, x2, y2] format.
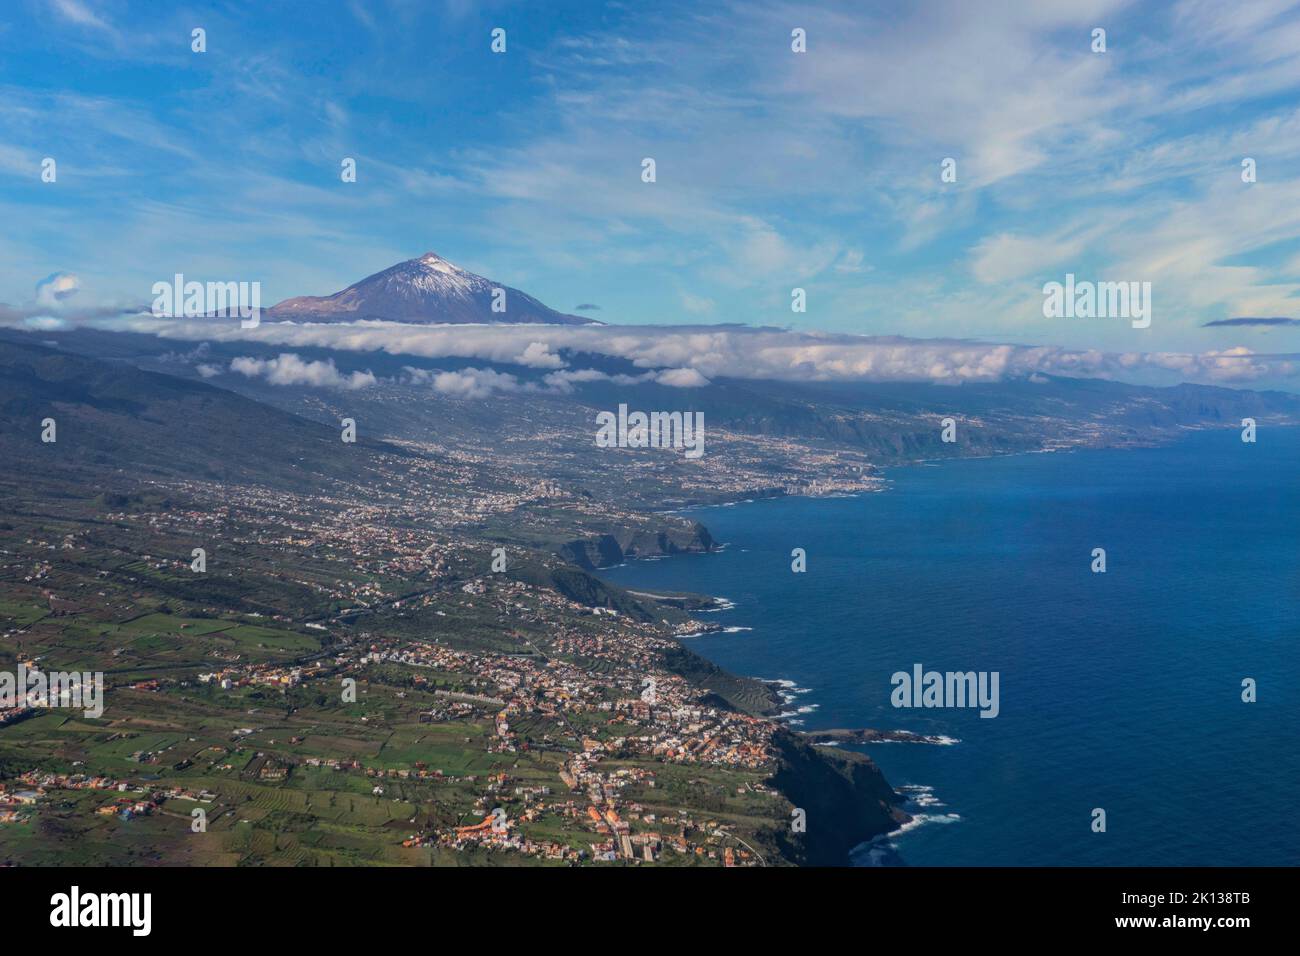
[503, 561, 667, 623]
[657, 643, 785, 716]
[767, 729, 909, 866]
[559, 521, 716, 569]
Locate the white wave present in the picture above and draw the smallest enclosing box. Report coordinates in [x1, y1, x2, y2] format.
[849, 792, 963, 867]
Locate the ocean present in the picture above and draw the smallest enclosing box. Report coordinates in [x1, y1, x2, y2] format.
[600, 428, 1300, 865]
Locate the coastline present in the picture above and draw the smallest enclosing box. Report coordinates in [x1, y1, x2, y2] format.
[637, 418, 1292, 526]
[595, 424, 1300, 865]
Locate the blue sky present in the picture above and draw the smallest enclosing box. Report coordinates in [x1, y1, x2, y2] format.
[4, 0, 1300, 366]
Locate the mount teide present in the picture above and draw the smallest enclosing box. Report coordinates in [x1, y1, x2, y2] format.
[268, 252, 600, 326]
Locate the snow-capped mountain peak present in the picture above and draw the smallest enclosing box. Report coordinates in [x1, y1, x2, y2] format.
[268, 252, 598, 326]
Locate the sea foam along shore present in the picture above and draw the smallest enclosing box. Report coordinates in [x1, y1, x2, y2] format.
[758, 677, 819, 726]
[850, 784, 962, 867]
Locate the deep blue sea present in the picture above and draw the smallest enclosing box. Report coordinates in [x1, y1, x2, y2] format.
[601, 428, 1300, 865]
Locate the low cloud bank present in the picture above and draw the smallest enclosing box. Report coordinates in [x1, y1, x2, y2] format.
[9, 310, 1300, 389]
[401, 363, 710, 398]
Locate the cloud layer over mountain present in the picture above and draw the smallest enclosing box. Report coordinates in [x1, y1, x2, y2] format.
[62, 314, 1299, 391]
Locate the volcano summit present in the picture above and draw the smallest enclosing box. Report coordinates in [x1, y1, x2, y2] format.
[268, 252, 599, 326]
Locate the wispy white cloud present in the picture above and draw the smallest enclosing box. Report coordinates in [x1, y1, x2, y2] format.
[48, 0, 112, 32]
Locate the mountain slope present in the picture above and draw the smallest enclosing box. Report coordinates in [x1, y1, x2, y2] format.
[0, 338, 415, 489]
[268, 252, 598, 326]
